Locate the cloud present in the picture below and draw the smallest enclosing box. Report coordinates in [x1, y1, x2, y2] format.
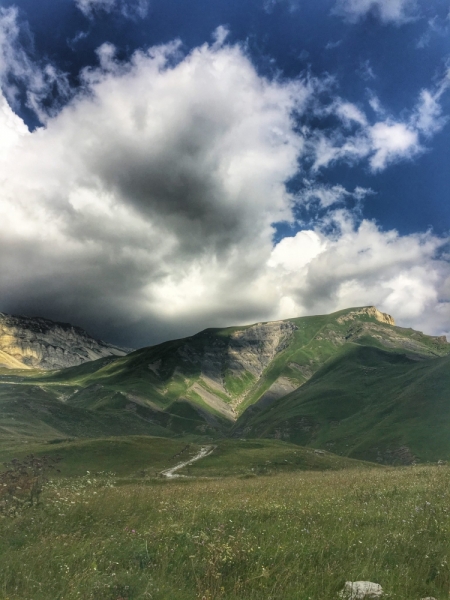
[267, 212, 450, 336]
[333, 0, 418, 24]
[263, 0, 300, 14]
[358, 59, 376, 82]
[0, 20, 449, 346]
[75, 0, 149, 19]
[335, 101, 368, 127]
[416, 14, 450, 50]
[0, 92, 29, 160]
[325, 40, 343, 50]
[0, 36, 311, 345]
[297, 180, 374, 209]
[310, 76, 450, 171]
[368, 121, 419, 170]
[0, 7, 70, 121]
[412, 85, 449, 137]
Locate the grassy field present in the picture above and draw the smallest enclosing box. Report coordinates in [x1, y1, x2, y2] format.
[186, 438, 379, 477]
[1, 440, 450, 599]
[0, 437, 374, 479]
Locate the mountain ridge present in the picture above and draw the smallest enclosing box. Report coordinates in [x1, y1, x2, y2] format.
[0, 312, 131, 370]
[0, 305, 449, 464]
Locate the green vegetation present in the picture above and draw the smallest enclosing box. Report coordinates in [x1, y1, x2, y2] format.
[0, 436, 206, 478]
[0, 437, 374, 480]
[186, 438, 379, 477]
[237, 345, 450, 463]
[1, 306, 449, 462]
[223, 370, 256, 397]
[1, 457, 449, 599]
[0, 307, 449, 598]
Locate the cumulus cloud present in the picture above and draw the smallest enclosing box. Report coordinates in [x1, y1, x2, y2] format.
[333, 0, 418, 24]
[75, 0, 149, 19]
[0, 92, 28, 159]
[0, 35, 310, 344]
[0, 19, 449, 346]
[267, 212, 450, 336]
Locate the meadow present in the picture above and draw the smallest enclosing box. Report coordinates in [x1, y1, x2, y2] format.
[0, 439, 449, 600]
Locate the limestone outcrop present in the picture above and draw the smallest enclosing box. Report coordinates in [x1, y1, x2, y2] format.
[337, 306, 395, 326]
[0, 313, 130, 370]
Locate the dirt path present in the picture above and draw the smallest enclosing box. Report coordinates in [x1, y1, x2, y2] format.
[160, 445, 215, 478]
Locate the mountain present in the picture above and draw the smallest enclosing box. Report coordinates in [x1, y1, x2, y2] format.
[0, 306, 449, 463]
[0, 313, 130, 370]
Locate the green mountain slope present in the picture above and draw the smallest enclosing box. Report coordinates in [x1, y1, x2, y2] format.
[0, 305, 448, 459]
[234, 344, 450, 463]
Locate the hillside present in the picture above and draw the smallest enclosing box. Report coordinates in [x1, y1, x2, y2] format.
[234, 345, 450, 463]
[0, 305, 449, 461]
[0, 313, 130, 370]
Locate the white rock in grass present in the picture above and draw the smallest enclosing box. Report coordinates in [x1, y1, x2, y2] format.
[420, 597, 437, 600]
[339, 581, 383, 599]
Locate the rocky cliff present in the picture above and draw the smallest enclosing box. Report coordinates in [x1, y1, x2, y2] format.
[336, 306, 395, 326]
[0, 313, 130, 370]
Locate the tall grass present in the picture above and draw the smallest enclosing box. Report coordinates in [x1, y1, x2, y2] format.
[1, 466, 449, 599]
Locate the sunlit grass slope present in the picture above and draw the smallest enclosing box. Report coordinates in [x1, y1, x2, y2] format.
[1, 465, 449, 599]
[237, 345, 450, 462]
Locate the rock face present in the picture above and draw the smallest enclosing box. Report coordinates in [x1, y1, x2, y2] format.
[228, 321, 298, 379]
[178, 321, 297, 386]
[337, 306, 395, 326]
[0, 313, 130, 370]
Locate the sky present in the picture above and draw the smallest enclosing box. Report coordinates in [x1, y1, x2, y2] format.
[0, 0, 449, 347]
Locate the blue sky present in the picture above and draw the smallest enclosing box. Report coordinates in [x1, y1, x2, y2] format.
[0, 0, 449, 346]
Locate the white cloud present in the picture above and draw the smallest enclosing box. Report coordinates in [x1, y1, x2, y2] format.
[412, 87, 448, 137]
[333, 0, 418, 24]
[311, 77, 450, 172]
[297, 180, 374, 208]
[0, 92, 29, 160]
[75, 0, 149, 19]
[335, 101, 368, 127]
[369, 121, 419, 170]
[325, 40, 343, 50]
[263, 0, 300, 14]
[267, 214, 450, 336]
[268, 230, 326, 271]
[358, 59, 376, 81]
[0, 7, 70, 121]
[368, 93, 385, 116]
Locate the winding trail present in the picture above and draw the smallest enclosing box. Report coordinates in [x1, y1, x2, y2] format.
[160, 445, 215, 478]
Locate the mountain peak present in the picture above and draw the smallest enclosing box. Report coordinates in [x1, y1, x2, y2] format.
[337, 306, 395, 326]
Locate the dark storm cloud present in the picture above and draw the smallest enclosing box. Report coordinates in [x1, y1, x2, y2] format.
[0, 36, 308, 345]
